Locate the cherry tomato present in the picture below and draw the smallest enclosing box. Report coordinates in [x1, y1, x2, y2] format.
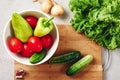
[28, 36, 43, 52]
[22, 43, 33, 57]
[25, 16, 38, 28]
[8, 38, 23, 54]
[41, 34, 53, 49]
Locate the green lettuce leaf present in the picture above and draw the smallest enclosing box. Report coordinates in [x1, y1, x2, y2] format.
[69, 0, 120, 50]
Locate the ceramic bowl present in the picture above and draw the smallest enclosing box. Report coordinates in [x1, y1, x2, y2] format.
[3, 10, 59, 65]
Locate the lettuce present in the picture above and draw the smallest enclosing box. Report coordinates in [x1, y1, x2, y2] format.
[69, 0, 120, 50]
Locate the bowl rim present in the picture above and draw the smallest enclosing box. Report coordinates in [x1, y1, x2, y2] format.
[3, 10, 59, 65]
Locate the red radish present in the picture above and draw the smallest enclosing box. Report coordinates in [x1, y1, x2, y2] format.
[25, 16, 38, 28]
[41, 34, 53, 48]
[22, 43, 33, 57]
[8, 38, 23, 53]
[28, 36, 43, 52]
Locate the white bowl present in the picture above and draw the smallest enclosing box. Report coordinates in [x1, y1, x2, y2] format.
[3, 10, 59, 65]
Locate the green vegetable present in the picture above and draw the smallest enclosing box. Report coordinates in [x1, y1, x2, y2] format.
[49, 51, 81, 64]
[66, 55, 93, 76]
[69, 0, 120, 50]
[12, 13, 33, 43]
[34, 17, 54, 37]
[29, 49, 46, 64]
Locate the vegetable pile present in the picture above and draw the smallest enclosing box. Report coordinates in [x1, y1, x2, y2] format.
[69, 0, 120, 50]
[8, 13, 54, 64]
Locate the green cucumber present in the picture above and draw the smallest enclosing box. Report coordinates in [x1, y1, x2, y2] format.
[29, 49, 46, 64]
[49, 51, 81, 64]
[66, 55, 93, 76]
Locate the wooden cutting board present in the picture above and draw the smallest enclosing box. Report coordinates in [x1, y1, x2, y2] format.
[14, 25, 103, 80]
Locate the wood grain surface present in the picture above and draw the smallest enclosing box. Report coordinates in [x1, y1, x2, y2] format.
[14, 25, 103, 80]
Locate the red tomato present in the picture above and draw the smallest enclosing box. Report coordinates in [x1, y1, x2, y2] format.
[41, 34, 53, 49]
[8, 38, 23, 54]
[28, 36, 43, 52]
[25, 16, 38, 28]
[22, 43, 33, 57]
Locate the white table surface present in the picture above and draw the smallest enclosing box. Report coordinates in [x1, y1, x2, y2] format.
[1, 0, 120, 80]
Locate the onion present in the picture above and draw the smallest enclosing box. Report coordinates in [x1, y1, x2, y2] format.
[41, 0, 53, 13]
[51, 0, 64, 16]
[51, 5, 64, 16]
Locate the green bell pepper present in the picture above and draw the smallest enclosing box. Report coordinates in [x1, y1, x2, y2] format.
[12, 13, 33, 43]
[34, 17, 54, 37]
